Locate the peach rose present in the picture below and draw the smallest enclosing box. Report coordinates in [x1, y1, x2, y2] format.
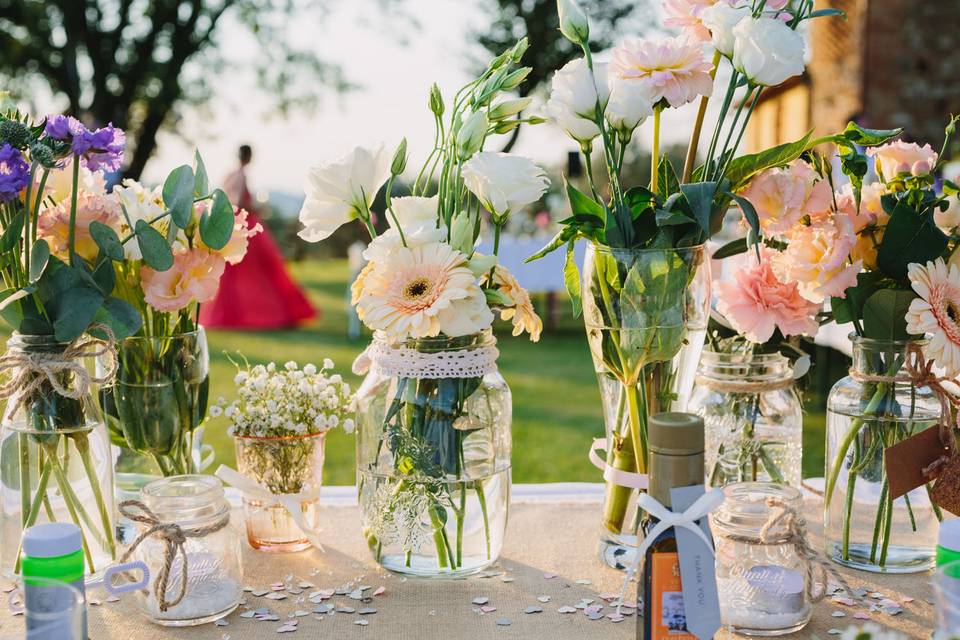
[195, 205, 263, 265]
[716, 247, 820, 343]
[868, 140, 938, 180]
[37, 191, 122, 261]
[835, 182, 888, 270]
[141, 247, 225, 312]
[739, 160, 832, 236]
[773, 214, 861, 303]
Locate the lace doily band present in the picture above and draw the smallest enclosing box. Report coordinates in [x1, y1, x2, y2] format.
[353, 342, 500, 379]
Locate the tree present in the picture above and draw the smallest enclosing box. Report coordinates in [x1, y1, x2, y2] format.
[474, 0, 644, 152]
[0, 1, 362, 179]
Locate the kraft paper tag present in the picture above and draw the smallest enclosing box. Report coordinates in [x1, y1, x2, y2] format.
[670, 485, 721, 640]
[930, 453, 960, 516]
[884, 427, 950, 500]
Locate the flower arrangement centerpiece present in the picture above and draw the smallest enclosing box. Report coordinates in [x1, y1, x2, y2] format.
[88, 157, 258, 482]
[531, 0, 844, 569]
[218, 359, 354, 552]
[297, 38, 548, 575]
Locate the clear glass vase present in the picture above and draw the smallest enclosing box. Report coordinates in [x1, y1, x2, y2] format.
[354, 330, 511, 577]
[583, 244, 710, 570]
[0, 333, 117, 582]
[691, 349, 803, 488]
[98, 328, 210, 492]
[234, 432, 325, 553]
[825, 335, 941, 573]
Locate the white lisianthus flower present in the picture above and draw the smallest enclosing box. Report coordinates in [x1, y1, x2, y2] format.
[389, 196, 438, 233]
[462, 152, 550, 219]
[298, 145, 392, 242]
[113, 179, 166, 259]
[558, 0, 589, 45]
[732, 17, 806, 87]
[605, 79, 654, 136]
[700, 3, 750, 58]
[546, 58, 610, 144]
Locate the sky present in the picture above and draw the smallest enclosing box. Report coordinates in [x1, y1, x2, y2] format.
[141, 0, 711, 197]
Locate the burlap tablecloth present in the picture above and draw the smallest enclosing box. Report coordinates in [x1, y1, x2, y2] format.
[0, 489, 936, 639]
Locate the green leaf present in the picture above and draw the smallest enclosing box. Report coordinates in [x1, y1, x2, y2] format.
[831, 271, 885, 325]
[727, 192, 760, 238]
[724, 131, 813, 189]
[29, 239, 49, 283]
[162, 164, 195, 229]
[526, 227, 575, 262]
[835, 122, 902, 148]
[876, 197, 948, 279]
[89, 220, 125, 261]
[199, 189, 234, 251]
[712, 237, 748, 260]
[565, 177, 605, 221]
[92, 256, 116, 294]
[806, 8, 845, 19]
[135, 220, 174, 271]
[656, 157, 680, 200]
[0, 210, 24, 252]
[679, 181, 717, 235]
[52, 286, 104, 342]
[91, 297, 142, 340]
[655, 209, 696, 227]
[862, 288, 917, 341]
[564, 239, 582, 318]
[193, 150, 209, 197]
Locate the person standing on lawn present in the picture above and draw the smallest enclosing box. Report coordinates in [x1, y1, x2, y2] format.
[200, 144, 317, 329]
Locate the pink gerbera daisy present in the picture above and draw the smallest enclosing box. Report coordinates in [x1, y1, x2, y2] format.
[906, 259, 960, 377]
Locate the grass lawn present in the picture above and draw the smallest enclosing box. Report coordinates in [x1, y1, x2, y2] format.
[194, 259, 829, 485]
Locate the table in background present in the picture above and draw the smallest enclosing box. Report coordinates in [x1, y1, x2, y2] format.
[0, 484, 935, 639]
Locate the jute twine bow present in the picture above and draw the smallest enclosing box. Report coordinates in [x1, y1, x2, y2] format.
[117, 500, 230, 612]
[727, 496, 857, 604]
[0, 324, 118, 421]
[848, 343, 958, 480]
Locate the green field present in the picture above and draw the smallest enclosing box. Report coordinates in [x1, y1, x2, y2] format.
[192, 259, 828, 485]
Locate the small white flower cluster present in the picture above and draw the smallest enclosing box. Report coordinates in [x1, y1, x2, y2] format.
[218, 359, 355, 438]
[842, 624, 908, 640]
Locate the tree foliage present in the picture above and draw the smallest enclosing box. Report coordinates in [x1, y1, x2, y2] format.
[473, 0, 643, 151]
[0, 0, 359, 178]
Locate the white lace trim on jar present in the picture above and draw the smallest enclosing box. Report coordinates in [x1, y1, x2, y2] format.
[352, 341, 499, 379]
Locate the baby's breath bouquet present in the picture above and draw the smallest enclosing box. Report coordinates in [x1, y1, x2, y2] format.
[221, 359, 354, 552]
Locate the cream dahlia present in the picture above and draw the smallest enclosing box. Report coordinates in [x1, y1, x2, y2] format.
[356, 242, 493, 341]
[906, 259, 960, 377]
[609, 36, 714, 108]
[483, 265, 543, 342]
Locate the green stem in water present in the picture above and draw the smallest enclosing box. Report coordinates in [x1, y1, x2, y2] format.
[475, 481, 491, 560]
[67, 156, 80, 262]
[44, 445, 95, 573]
[74, 433, 117, 559]
[18, 434, 30, 531]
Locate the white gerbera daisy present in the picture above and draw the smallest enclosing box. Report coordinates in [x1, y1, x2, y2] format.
[906, 258, 960, 376]
[358, 242, 493, 341]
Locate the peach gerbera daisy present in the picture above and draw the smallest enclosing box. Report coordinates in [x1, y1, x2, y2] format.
[357, 242, 493, 342]
[609, 36, 714, 108]
[906, 259, 960, 377]
[483, 265, 543, 342]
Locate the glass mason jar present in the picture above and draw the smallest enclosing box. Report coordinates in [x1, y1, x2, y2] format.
[691, 349, 803, 489]
[234, 432, 326, 552]
[0, 333, 117, 582]
[714, 483, 813, 636]
[354, 330, 511, 577]
[582, 244, 711, 570]
[99, 329, 210, 493]
[825, 336, 941, 573]
[129, 475, 242, 626]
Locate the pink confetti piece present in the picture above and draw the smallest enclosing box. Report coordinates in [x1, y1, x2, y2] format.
[542, 572, 557, 580]
[607, 613, 625, 622]
[902, 596, 915, 603]
[583, 605, 603, 615]
[853, 613, 870, 620]
[373, 586, 386, 597]
[598, 593, 619, 602]
[481, 606, 497, 613]
[832, 597, 856, 606]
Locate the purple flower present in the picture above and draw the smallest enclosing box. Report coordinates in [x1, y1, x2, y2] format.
[43, 115, 85, 142]
[43, 115, 125, 172]
[0, 143, 30, 203]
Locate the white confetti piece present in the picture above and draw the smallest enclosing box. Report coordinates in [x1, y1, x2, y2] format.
[575, 578, 592, 585]
[500, 576, 515, 583]
[265, 593, 287, 601]
[472, 597, 489, 605]
[293, 610, 309, 617]
[524, 605, 542, 614]
[214, 619, 229, 626]
[557, 606, 576, 614]
[240, 611, 256, 618]
[537, 595, 550, 603]
[827, 630, 843, 636]
[276, 624, 297, 633]
[105, 595, 120, 603]
[831, 611, 846, 618]
[354, 619, 369, 626]
[496, 618, 511, 626]
[252, 590, 269, 597]
[608, 613, 625, 622]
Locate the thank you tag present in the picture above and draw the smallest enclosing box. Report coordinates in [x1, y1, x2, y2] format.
[670, 485, 721, 640]
[884, 427, 951, 500]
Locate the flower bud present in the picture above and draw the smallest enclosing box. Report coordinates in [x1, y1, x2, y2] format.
[391, 137, 408, 176]
[0, 120, 30, 149]
[558, 0, 589, 46]
[457, 111, 488, 158]
[451, 212, 479, 255]
[510, 37, 529, 63]
[489, 97, 532, 121]
[428, 83, 444, 117]
[502, 67, 533, 90]
[493, 120, 521, 135]
[28, 143, 56, 168]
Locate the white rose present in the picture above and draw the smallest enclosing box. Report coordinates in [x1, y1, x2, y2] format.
[557, 0, 589, 45]
[298, 145, 392, 243]
[732, 17, 805, 87]
[546, 58, 610, 144]
[462, 151, 550, 219]
[700, 3, 750, 58]
[937, 197, 960, 232]
[605, 79, 654, 136]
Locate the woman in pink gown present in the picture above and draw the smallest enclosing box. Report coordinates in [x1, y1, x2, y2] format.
[200, 145, 317, 329]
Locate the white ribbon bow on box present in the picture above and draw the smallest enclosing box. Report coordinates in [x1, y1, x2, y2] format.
[215, 465, 325, 551]
[616, 487, 725, 615]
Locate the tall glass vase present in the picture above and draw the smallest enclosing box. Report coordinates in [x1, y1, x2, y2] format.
[583, 244, 710, 570]
[98, 328, 210, 494]
[0, 334, 117, 581]
[354, 330, 511, 577]
[825, 336, 941, 573]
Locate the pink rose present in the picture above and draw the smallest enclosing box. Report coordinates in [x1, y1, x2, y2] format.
[738, 160, 831, 235]
[867, 140, 939, 181]
[772, 214, 861, 303]
[141, 247, 225, 312]
[37, 191, 122, 262]
[835, 182, 888, 270]
[716, 247, 820, 343]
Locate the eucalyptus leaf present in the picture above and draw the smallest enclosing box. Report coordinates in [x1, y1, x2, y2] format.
[135, 220, 174, 271]
[0, 210, 24, 252]
[92, 256, 116, 294]
[52, 286, 103, 342]
[564, 239, 582, 318]
[89, 220, 125, 261]
[163, 164, 195, 229]
[193, 150, 209, 197]
[29, 239, 50, 283]
[92, 297, 142, 340]
[199, 189, 234, 251]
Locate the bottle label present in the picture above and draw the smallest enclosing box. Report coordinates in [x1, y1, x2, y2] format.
[650, 552, 696, 640]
